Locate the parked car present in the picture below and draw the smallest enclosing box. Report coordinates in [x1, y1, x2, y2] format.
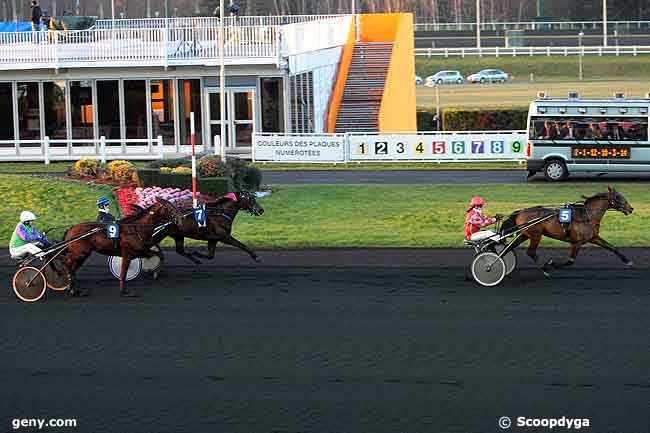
[424, 70, 464, 86]
[415, 75, 423, 85]
[467, 69, 509, 83]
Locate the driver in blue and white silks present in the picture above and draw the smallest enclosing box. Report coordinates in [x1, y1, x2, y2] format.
[9, 211, 49, 259]
[96, 196, 117, 223]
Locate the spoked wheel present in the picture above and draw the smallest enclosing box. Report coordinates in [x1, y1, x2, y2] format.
[42, 257, 70, 291]
[108, 256, 142, 281]
[471, 252, 506, 287]
[493, 245, 517, 276]
[13, 267, 47, 302]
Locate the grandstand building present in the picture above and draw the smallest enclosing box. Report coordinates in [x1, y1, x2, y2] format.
[0, 14, 415, 160]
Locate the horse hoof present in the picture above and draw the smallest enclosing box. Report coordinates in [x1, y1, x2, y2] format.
[625, 260, 634, 267]
[120, 290, 139, 298]
[543, 271, 551, 278]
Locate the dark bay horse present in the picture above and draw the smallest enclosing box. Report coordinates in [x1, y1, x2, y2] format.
[64, 198, 184, 296]
[500, 186, 634, 274]
[156, 191, 265, 264]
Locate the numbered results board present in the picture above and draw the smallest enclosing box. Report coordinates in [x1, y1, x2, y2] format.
[349, 135, 527, 160]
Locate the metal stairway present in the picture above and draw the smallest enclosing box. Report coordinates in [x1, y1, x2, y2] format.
[335, 42, 393, 133]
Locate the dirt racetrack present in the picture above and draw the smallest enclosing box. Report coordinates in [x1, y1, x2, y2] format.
[1, 247, 648, 433]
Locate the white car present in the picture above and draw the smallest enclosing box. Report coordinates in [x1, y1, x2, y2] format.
[467, 69, 509, 84]
[415, 75, 423, 85]
[424, 70, 465, 86]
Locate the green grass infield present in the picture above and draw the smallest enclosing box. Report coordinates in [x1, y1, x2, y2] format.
[1, 176, 645, 248]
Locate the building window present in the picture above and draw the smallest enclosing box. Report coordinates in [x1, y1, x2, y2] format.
[150, 80, 175, 145]
[124, 80, 147, 140]
[43, 81, 67, 141]
[97, 81, 120, 140]
[260, 77, 284, 133]
[178, 79, 202, 146]
[17, 82, 41, 140]
[290, 72, 313, 133]
[70, 81, 94, 139]
[0, 83, 13, 140]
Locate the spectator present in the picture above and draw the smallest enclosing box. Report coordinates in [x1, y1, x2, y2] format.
[561, 121, 574, 139]
[30, 0, 42, 40]
[542, 120, 558, 140]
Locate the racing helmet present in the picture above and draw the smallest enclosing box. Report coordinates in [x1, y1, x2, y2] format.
[470, 196, 486, 207]
[20, 211, 37, 223]
[97, 196, 110, 207]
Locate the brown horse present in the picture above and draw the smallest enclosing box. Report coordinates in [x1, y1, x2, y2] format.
[64, 198, 184, 296]
[500, 186, 634, 275]
[156, 191, 265, 264]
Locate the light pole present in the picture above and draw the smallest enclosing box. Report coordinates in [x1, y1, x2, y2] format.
[111, 0, 115, 28]
[578, 31, 584, 81]
[475, 0, 481, 49]
[602, 0, 608, 47]
[352, 0, 356, 14]
[219, 0, 226, 162]
[435, 84, 441, 130]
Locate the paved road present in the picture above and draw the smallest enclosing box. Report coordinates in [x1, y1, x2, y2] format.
[262, 170, 650, 185]
[1, 248, 648, 433]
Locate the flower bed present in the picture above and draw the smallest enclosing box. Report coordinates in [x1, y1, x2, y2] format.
[115, 186, 212, 217]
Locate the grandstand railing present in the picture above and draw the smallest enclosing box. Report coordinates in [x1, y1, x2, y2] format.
[415, 45, 650, 57]
[415, 20, 650, 32]
[95, 15, 343, 29]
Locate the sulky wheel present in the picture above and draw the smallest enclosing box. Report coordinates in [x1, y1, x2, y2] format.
[108, 256, 142, 281]
[42, 257, 70, 291]
[471, 252, 506, 287]
[493, 245, 517, 276]
[13, 267, 47, 302]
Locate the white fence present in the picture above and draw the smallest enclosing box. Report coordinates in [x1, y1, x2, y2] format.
[415, 45, 650, 58]
[0, 136, 212, 163]
[0, 25, 279, 69]
[253, 131, 528, 163]
[414, 20, 650, 32]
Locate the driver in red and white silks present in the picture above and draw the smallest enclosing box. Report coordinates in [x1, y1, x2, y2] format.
[464, 196, 502, 241]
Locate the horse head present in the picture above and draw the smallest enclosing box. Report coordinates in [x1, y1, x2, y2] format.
[236, 191, 264, 216]
[152, 197, 185, 226]
[606, 186, 634, 215]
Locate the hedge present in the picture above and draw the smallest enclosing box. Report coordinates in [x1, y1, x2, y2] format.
[442, 108, 528, 131]
[136, 169, 233, 197]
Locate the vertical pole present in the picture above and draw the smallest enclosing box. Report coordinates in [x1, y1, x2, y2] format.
[435, 85, 441, 130]
[157, 135, 164, 159]
[578, 32, 584, 81]
[476, 0, 481, 49]
[111, 0, 115, 28]
[602, 0, 608, 47]
[191, 112, 197, 208]
[219, 0, 226, 162]
[44, 136, 50, 165]
[100, 135, 107, 163]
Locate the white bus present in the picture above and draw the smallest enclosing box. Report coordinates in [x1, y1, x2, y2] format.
[526, 92, 650, 181]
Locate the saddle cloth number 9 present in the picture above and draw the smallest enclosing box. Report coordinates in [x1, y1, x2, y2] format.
[106, 223, 120, 239]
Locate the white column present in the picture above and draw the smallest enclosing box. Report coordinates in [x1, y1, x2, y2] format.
[476, 0, 481, 49]
[602, 0, 608, 47]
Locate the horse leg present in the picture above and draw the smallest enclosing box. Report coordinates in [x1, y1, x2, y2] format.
[551, 243, 582, 269]
[526, 233, 542, 263]
[192, 240, 218, 260]
[173, 236, 202, 265]
[65, 254, 90, 297]
[219, 235, 260, 262]
[119, 255, 138, 297]
[590, 236, 633, 266]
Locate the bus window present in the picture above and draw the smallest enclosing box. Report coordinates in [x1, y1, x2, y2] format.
[530, 116, 648, 142]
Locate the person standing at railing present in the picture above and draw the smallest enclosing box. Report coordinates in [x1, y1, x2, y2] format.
[30, 0, 43, 42]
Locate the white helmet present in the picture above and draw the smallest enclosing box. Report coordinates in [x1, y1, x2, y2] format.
[20, 211, 37, 223]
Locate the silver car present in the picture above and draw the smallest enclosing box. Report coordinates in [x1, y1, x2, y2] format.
[467, 69, 509, 84]
[424, 70, 464, 86]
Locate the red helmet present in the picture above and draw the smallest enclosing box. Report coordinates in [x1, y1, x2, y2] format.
[470, 196, 486, 207]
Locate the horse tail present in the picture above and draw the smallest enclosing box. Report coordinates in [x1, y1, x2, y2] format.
[499, 211, 519, 236]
